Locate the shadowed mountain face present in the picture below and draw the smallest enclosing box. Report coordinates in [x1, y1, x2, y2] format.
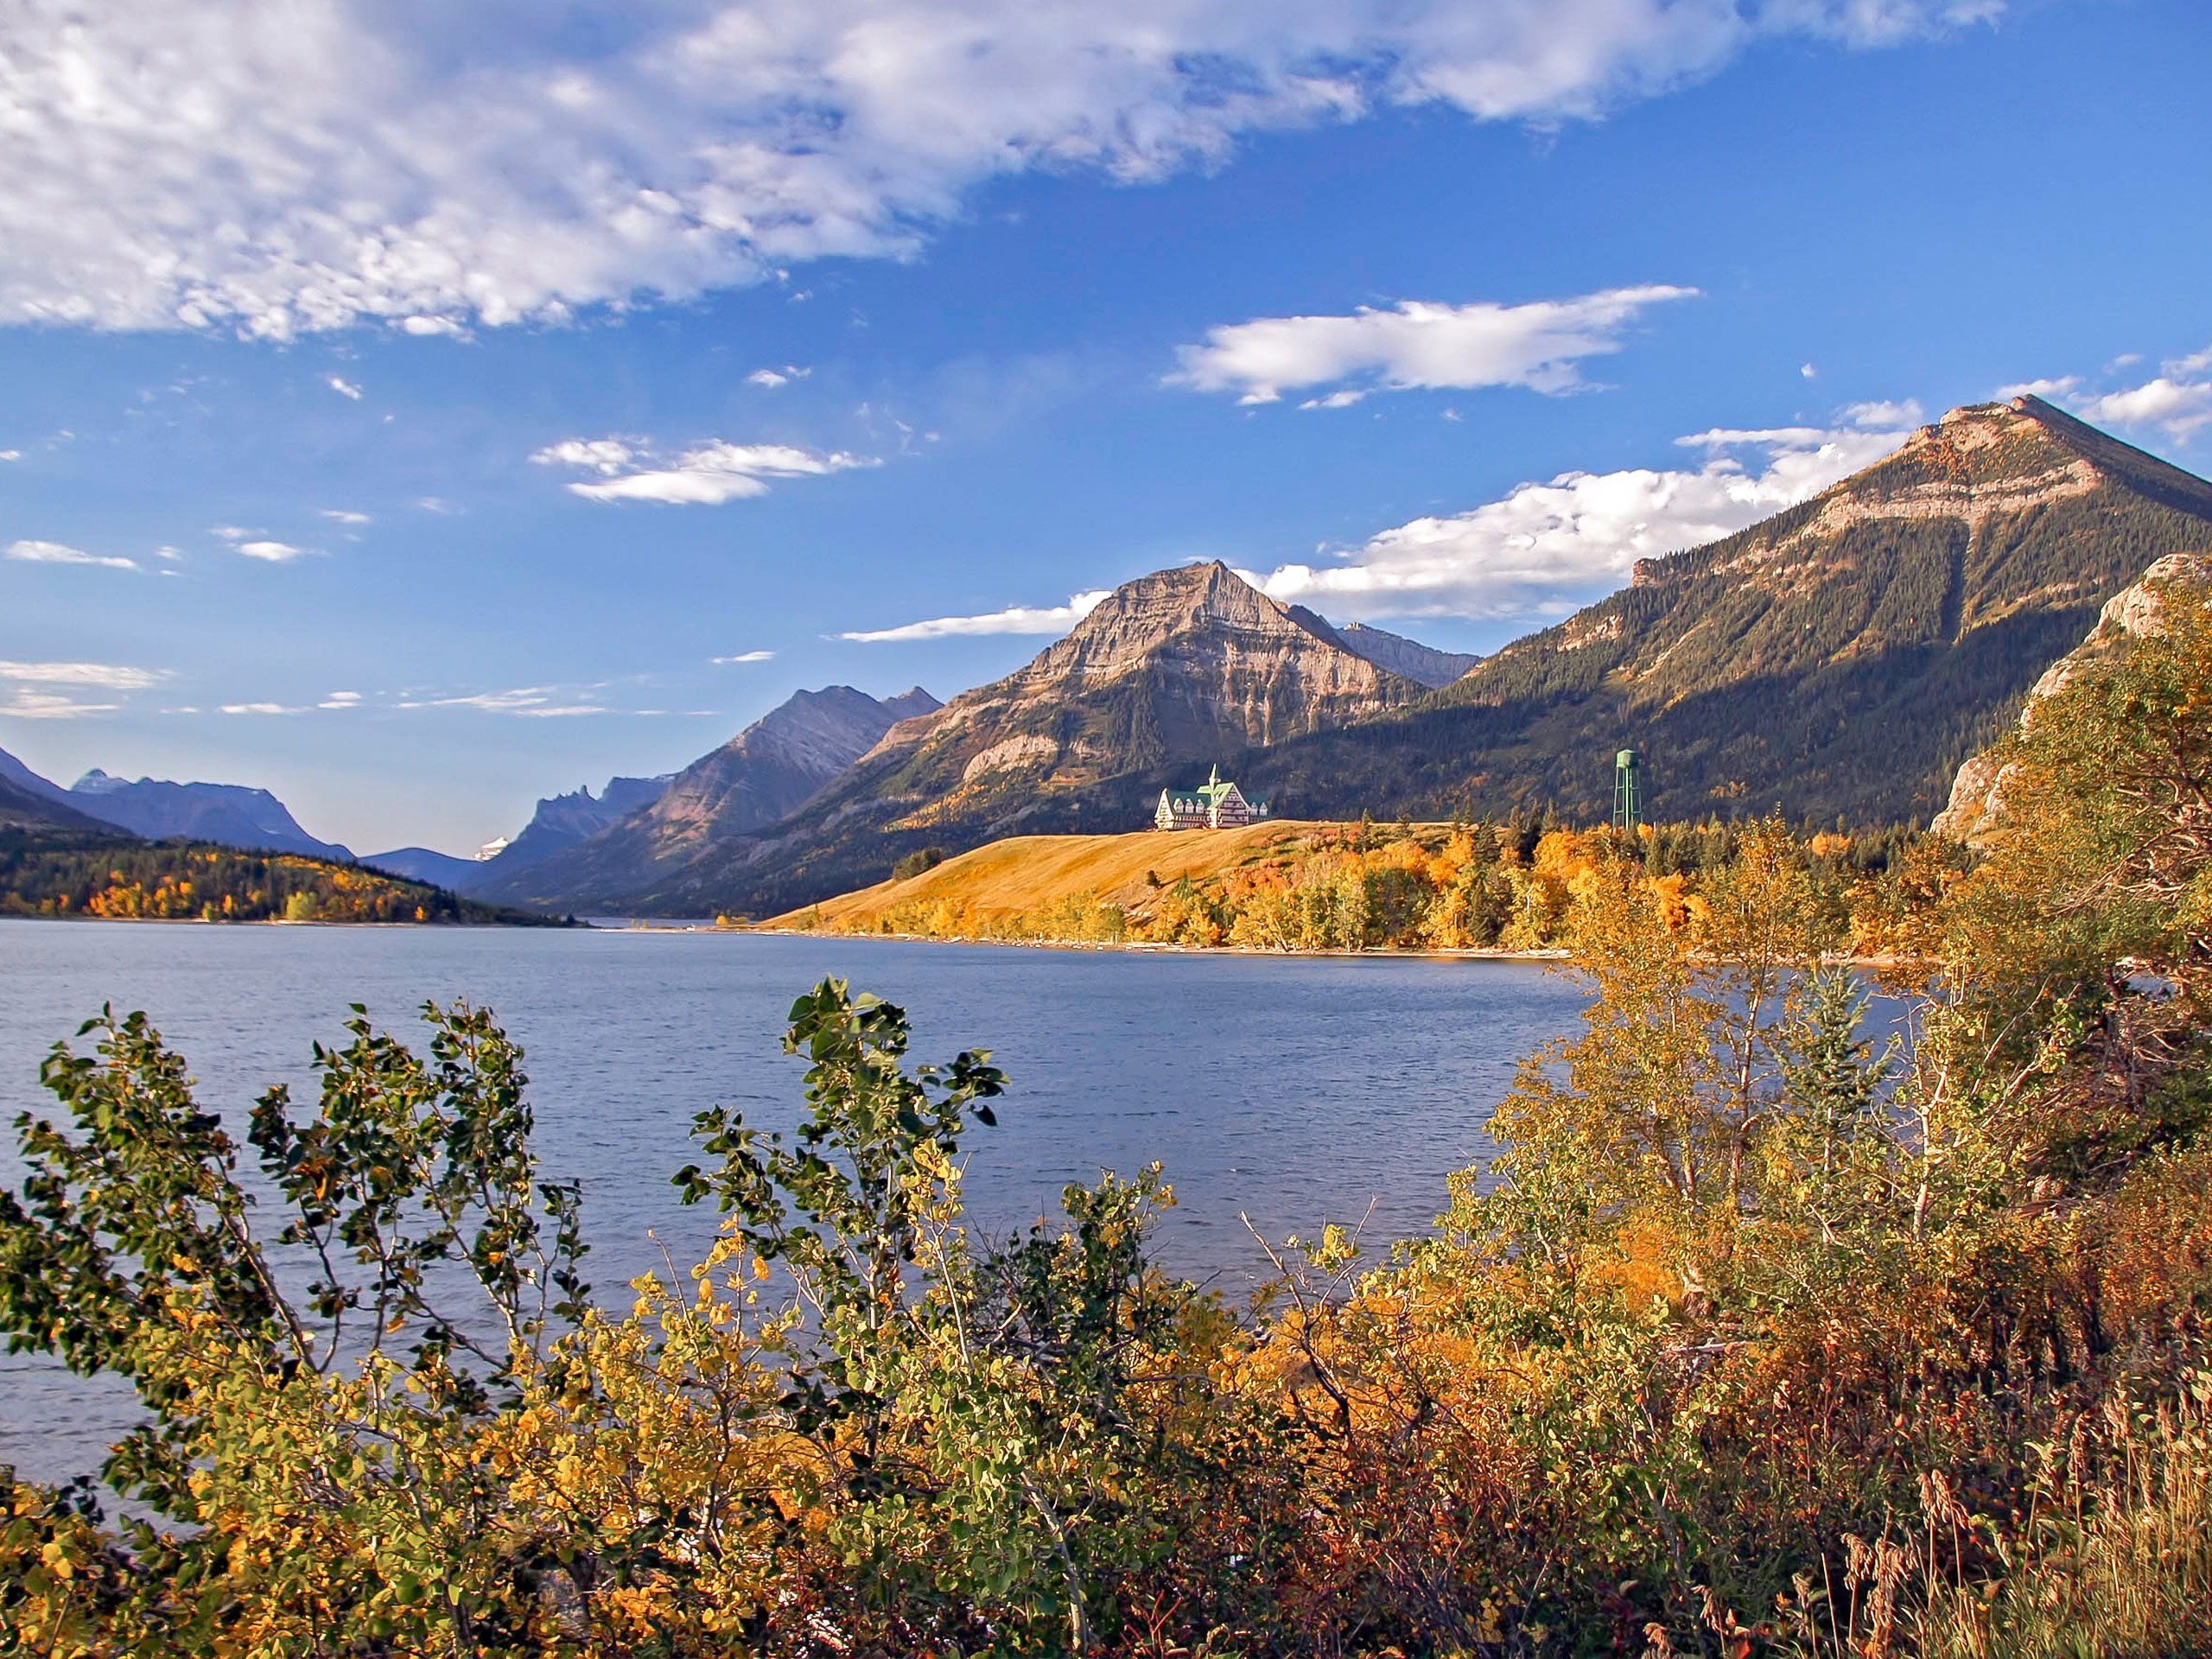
[516, 562, 1426, 917]
[360, 846, 488, 890]
[1227, 397, 2212, 828]
[464, 773, 677, 890]
[65, 770, 353, 860]
[475, 684, 943, 912]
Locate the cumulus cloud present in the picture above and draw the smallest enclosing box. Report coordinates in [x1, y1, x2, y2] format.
[1240, 413, 1919, 619]
[534, 436, 877, 505]
[0, 449, 20, 460]
[713, 650, 775, 664]
[747, 365, 810, 388]
[2001, 347, 2212, 442]
[326, 373, 362, 399]
[1173, 284, 1698, 404]
[236, 539, 308, 562]
[842, 589, 1113, 641]
[7, 538, 137, 570]
[0, 0, 2001, 339]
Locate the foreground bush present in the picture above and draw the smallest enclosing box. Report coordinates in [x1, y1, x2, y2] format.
[5, 576, 2212, 1656]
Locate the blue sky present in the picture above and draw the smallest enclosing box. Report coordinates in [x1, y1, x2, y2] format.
[2, 0, 2208, 855]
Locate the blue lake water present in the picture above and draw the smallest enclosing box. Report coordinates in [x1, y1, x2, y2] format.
[0, 918, 1587, 1487]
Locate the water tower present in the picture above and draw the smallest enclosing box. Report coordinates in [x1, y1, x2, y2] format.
[1612, 748, 1643, 831]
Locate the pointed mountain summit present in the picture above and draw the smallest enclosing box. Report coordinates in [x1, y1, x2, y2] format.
[1240, 396, 2212, 825]
[475, 683, 944, 911]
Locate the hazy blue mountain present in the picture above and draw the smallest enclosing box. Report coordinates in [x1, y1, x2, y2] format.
[475, 683, 944, 912]
[467, 772, 677, 889]
[359, 846, 487, 890]
[1332, 622, 1482, 689]
[0, 745, 73, 805]
[67, 770, 353, 861]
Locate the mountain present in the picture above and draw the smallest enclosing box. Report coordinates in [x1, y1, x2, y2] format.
[1223, 397, 2212, 828]
[0, 745, 75, 806]
[360, 846, 489, 890]
[519, 563, 1427, 917]
[64, 770, 353, 861]
[1933, 550, 2209, 846]
[0, 774, 118, 835]
[469, 772, 676, 887]
[474, 684, 944, 911]
[1334, 622, 1482, 688]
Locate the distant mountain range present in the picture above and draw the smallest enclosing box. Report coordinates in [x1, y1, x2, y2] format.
[474, 684, 942, 911]
[15, 396, 2205, 923]
[482, 395, 2211, 918]
[0, 751, 357, 859]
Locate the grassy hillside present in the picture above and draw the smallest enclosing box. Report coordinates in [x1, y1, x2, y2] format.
[765, 819, 1323, 931]
[0, 829, 569, 925]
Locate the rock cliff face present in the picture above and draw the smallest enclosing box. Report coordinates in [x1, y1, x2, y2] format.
[475, 683, 941, 911]
[1237, 397, 2212, 827]
[1932, 552, 2211, 845]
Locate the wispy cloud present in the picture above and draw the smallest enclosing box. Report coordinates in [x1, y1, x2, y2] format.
[533, 436, 877, 505]
[0, 449, 21, 461]
[0, 2, 1998, 340]
[0, 659, 168, 690]
[842, 589, 1113, 642]
[713, 650, 775, 664]
[396, 685, 608, 717]
[326, 374, 363, 400]
[318, 690, 363, 709]
[747, 365, 810, 388]
[220, 701, 309, 715]
[1170, 285, 1698, 405]
[210, 524, 312, 561]
[7, 538, 137, 570]
[321, 508, 371, 525]
[1, 688, 118, 718]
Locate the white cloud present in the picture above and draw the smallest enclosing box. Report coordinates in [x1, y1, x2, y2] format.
[843, 588, 1113, 641]
[220, 701, 309, 715]
[396, 685, 607, 716]
[1241, 413, 1918, 620]
[1172, 284, 1698, 404]
[326, 373, 362, 399]
[321, 508, 370, 524]
[318, 690, 362, 709]
[210, 525, 259, 542]
[7, 538, 137, 570]
[713, 650, 776, 664]
[235, 539, 308, 562]
[747, 365, 810, 388]
[156, 545, 184, 561]
[536, 436, 877, 505]
[1, 688, 118, 718]
[414, 497, 459, 514]
[0, 1, 2002, 340]
[2075, 377, 2212, 441]
[2003, 346, 2212, 442]
[0, 659, 168, 690]
[0, 449, 20, 460]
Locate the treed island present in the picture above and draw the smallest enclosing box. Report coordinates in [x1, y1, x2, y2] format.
[7, 397, 2212, 1655]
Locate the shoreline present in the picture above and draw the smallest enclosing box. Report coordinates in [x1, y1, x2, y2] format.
[739, 925, 1572, 960]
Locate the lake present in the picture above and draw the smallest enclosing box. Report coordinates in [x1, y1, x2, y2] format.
[0, 919, 1586, 1487]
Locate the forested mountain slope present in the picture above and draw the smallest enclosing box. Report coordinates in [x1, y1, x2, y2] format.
[1233, 397, 2212, 826]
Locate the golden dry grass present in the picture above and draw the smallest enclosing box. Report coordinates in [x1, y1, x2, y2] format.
[763, 821, 1346, 930]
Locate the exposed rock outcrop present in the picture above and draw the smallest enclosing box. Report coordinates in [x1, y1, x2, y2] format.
[1932, 552, 2210, 846]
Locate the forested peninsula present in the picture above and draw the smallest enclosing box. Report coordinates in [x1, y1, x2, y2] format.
[0, 830, 566, 925]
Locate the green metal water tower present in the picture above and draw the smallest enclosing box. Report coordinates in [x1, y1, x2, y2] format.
[1612, 748, 1643, 830]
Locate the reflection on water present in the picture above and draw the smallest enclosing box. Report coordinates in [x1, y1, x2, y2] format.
[0, 919, 1586, 1487]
